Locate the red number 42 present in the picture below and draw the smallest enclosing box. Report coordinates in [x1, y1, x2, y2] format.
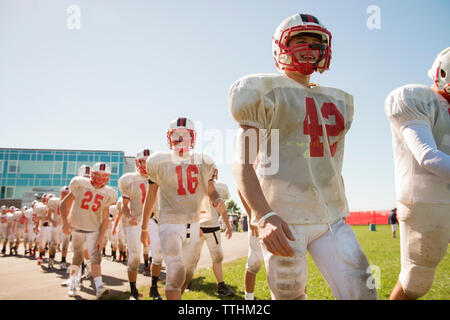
[81, 191, 104, 212]
[303, 97, 345, 157]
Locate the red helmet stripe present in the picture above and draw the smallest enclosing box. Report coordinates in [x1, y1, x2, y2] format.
[100, 164, 105, 171]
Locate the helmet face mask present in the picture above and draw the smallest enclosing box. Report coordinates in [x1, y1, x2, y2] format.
[273, 14, 332, 76]
[135, 149, 152, 175]
[167, 118, 196, 153]
[90, 162, 111, 189]
[428, 47, 450, 100]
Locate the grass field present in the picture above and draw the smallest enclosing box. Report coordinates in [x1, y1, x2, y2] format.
[137, 225, 449, 300]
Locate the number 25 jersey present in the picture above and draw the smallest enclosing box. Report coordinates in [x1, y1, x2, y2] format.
[68, 176, 117, 231]
[146, 151, 216, 225]
[229, 73, 354, 225]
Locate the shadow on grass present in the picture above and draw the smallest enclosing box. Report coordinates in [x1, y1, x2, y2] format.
[187, 276, 244, 300]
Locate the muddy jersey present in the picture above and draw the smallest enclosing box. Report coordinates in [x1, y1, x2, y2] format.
[200, 182, 230, 228]
[119, 172, 149, 225]
[0, 213, 8, 230]
[47, 197, 62, 226]
[229, 73, 354, 224]
[146, 151, 216, 224]
[385, 84, 450, 204]
[68, 176, 117, 231]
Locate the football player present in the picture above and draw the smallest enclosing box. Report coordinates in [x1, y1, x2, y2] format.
[385, 47, 450, 300]
[23, 204, 36, 256]
[47, 186, 70, 269]
[13, 207, 27, 255]
[229, 13, 378, 300]
[1, 206, 9, 255]
[194, 169, 234, 296]
[61, 162, 117, 299]
[140, 117, 226, 300]
[35, 195, 53, 265]
[118, 148, 154, 300]
[111, 197, 128, 262]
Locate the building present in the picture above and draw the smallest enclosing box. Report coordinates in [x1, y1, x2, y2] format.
[0, 148, 135, 207]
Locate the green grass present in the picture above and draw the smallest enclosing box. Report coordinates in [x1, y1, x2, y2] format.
[137, 225, 449, 300]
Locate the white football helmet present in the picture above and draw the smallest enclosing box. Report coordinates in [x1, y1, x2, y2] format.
[60, 186, 70, 198]
[272, 13, 332, 75]
[78, 165, 91, 178]
[428, 47, 450, 100]
[135, 148, 152, 175]
[91, 162, 111, 189]
[166, 117, 196, 151]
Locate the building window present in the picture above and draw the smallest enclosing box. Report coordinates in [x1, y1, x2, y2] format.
[6, 187, 14, 199]
[8, 160, 18, 173]
[67, 162, 77, 175]
[111, 163, 118, 175]
[0, 160, 3, 173]
[53, 162, 63, 174]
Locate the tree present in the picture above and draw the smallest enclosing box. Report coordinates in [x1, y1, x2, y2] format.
[226, 200, 242, 217]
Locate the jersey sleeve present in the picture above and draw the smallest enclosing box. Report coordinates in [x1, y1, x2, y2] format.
[107, 188, 118, 206]
[385, 86, 433, 132]
[201, 153, 217, 182]
[228, 75, 274, 129]
[118, 175, 130, 199]
[217, 183, 230, 200]
[69, 176, 83, 197]
[145, 153, 161, 185]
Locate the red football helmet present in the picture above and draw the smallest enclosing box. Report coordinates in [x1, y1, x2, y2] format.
[273, 13, 332, 75]
[90, 162, 111, 189]
[167, 117, 196, 152]
[135, 149, 152, 175]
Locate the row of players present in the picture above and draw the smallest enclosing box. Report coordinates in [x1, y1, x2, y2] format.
[1, 149, 238, 300]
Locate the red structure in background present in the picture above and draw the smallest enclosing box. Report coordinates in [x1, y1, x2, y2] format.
[346, 210, 390, 225]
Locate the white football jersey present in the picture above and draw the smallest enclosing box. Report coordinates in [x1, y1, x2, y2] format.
[229, 73, 354, 224]
[385, 84, 450, 204]
[47, 197, 62, 225]
[200, 182, 230, 228]
[14, 211, 26, 227]
[146, 151, 216, 224]
[34, 202, 49, 223]
[118, 172, 149, 225]
[24, 208, 35, 226]
[109, 202, 119, 220]
[0, 213, 8, 227]
[68, 176, 117, 231]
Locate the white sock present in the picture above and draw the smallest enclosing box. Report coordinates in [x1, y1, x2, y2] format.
[70, 265, 80, 286]
[245, 292, 254, 300]
[86, 260, 91, 273]
[94, 276, 103, 290]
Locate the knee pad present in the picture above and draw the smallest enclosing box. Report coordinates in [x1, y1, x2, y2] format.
[266, 254, 307, 300]
[209, 245, 223, 264]
[400, 264, 436, 299]
[246, 252, 263, 274]
[165, 255, 185, 291]
[72, 249, 84, 266]
[127, 256, 140, 272]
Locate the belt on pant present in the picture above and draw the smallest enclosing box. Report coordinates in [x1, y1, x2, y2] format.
[200, 226, 220, 244]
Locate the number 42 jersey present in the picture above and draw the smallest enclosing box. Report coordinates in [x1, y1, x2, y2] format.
[229, 73, 354, 225]
[68, 176, 117, 232]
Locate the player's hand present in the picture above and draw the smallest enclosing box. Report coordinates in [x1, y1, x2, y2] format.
[258, 214, 295, 257]
[249, 223, 259, 237]
[225, 225, 232, 240]
[141, 230, 150, 246]
[129, 216, 138, 226]
[62, 223, 72, 235]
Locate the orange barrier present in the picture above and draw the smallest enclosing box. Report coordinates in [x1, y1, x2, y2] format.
[345, 210, 390, 225]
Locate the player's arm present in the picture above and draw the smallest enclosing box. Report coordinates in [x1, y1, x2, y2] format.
[112, 207, 121, 235]
[96, 205, 110, 252]
[402, 123, 450, 181]
[233, 125, 295, 257]
[140, 183, 158, 246]
[208, 181, 232, 239]
[60, 192, 75, 235]
[121, 197, 138, 225]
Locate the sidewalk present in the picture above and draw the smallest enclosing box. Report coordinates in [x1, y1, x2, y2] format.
[0, 231, 249, 300]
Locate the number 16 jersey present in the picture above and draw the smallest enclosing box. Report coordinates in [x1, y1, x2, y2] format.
[146, 151, 216, 225]
[68, 176, 117, 231]
[229, 73, 354, 225]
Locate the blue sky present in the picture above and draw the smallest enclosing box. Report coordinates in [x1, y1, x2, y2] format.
[0, 0, 449, 211]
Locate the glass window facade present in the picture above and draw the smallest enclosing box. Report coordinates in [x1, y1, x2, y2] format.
[0, 149, 125, 203]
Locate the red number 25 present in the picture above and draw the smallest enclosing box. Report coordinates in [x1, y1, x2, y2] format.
[81, 191, 104, 212]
